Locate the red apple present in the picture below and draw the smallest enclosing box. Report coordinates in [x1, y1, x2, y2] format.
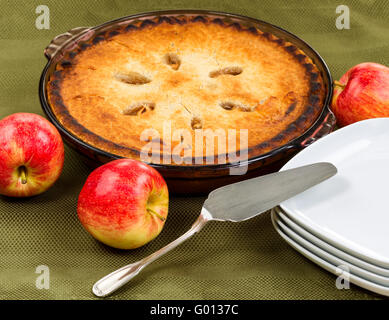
[332, 62, 389, 127]
[77, 159, 169, 249]
[0, 113, 64, 197]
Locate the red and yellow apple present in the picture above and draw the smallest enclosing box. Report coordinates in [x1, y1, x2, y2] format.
[332, 62, 389, 127]
[0, 113, 64, 197]
[77, 159, 169, 249]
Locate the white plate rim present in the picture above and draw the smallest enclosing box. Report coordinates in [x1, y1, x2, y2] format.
[273, 209, 389, 286]
[275, 206, 389, 277]
[271, 209, 389, 297]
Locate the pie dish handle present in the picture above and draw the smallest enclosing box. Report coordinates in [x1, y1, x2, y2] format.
[44, 27, 94, 60]
[297, 108, 336, 149]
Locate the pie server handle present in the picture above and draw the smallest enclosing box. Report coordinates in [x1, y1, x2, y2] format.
[92, 209, 212, 297]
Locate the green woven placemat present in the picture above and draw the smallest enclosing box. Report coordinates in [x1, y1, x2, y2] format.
[0, 0, 387, 300]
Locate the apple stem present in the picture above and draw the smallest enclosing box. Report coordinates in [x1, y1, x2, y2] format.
[334, 80, 346, 89]
[147, 208, 166, 222]
[18, 166, 27, 184]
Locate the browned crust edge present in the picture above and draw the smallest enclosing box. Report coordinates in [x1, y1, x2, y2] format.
[47, 14, 325, 165]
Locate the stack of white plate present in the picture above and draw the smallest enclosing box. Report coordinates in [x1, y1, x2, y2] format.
[272, 118, 389, 297]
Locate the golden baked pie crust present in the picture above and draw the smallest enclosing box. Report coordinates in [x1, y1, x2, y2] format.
[47, 15, 325, 164]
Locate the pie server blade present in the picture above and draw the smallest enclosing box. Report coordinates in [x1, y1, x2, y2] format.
[204, 162, 337, 221]
[93, 162, 337, 297]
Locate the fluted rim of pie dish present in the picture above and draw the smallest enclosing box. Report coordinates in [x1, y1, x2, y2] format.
[39, 10, 334, 173]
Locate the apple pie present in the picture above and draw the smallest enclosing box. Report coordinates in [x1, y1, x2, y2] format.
[47, 15, 325, 165]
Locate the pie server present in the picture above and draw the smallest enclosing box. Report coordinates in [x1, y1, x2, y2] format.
[92, 162, 337, 297]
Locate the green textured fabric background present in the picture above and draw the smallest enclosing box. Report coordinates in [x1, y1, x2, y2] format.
[0, 0, 387, 300]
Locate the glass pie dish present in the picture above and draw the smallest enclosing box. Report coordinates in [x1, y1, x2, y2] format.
[39, 10, 335, 194]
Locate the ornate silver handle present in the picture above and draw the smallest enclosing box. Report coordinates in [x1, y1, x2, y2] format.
[92, 208, 212, 297]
